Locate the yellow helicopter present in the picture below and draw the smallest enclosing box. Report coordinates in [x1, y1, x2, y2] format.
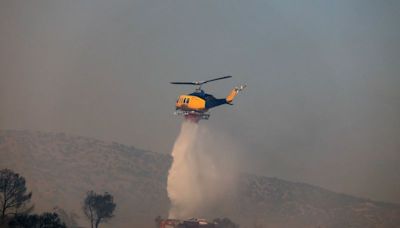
[171, 76, 246, 122]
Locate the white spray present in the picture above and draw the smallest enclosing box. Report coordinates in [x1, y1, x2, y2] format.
[167, 120, 238, 219]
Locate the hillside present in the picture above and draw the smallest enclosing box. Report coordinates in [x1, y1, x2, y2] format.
[0, 130, 399, 228]
[0, 130, 171, 227]
[237, 175, 400, 227]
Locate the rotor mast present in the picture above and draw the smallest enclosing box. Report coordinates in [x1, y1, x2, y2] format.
[195, 84, 202, 92]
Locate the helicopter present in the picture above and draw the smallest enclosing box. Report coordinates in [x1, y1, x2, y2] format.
[171, 75, 246, 122]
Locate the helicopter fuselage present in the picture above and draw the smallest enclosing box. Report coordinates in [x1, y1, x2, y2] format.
[175, 91, 227, 112]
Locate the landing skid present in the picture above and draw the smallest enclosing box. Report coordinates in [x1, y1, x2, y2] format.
[174, 110, 210, 121]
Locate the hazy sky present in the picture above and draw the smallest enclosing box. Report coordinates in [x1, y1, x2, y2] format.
[1, 0, 399, 203]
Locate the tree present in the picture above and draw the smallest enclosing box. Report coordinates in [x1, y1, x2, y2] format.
[83, 191, 116, 228]
[0, 169, 32, 223]
[8, 213, 38, 228]
[8, 212, 66, 228]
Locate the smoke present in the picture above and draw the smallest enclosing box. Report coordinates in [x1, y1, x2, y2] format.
[167, 121, 238, 219]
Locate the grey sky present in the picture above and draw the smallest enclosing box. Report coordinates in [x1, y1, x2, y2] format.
[1, 0, 400, 203]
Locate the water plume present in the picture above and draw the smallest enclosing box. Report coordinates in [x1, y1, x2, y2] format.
[167, 121, 237, 219]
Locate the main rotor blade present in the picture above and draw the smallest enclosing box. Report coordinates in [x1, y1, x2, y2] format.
[170, 82, 197, 85]
[203, 75, 232, 84]
[170, 76, 231, 86]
